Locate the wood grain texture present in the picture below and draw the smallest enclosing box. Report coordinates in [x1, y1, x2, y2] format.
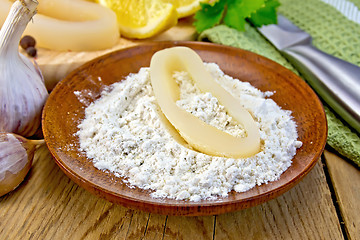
[324, 150, 360, 240]
[163, 216, 215, 239]
[0, 146, 343, 239]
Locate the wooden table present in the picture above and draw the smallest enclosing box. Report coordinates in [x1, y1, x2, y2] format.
[1, 19, 359, 240]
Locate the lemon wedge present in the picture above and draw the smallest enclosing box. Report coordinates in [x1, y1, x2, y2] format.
[163, 0, 209, 18]
[96, 0, 178, 39]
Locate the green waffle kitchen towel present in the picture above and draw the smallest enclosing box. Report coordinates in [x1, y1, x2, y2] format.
[198, 0, 360, 166]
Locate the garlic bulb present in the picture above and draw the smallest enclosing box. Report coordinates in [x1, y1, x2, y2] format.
[0, 0, 49, 137]
[0, 132, 44, 197]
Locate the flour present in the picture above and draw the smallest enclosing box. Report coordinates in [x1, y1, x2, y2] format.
[77, 63, 302, 201]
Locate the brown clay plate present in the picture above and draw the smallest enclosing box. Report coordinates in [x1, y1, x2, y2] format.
[42, 41, 327, 216]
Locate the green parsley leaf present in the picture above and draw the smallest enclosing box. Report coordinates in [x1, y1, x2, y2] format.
[224, 0, 265, 31]
[194, 1, 226, 33]
[248, 0, 281, 27]
[193, 0, 280, 33]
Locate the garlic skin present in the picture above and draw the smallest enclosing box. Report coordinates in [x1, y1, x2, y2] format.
[0, 132, 42, 197]
[0, 0, 49, 137]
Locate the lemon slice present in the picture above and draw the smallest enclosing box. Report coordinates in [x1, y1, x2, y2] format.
[163, 0, 209, 18]
[96, 0, 178, 39]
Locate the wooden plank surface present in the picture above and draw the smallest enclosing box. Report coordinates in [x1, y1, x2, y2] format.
[324, 150, 360, 240]
[0, 145, 344, 239]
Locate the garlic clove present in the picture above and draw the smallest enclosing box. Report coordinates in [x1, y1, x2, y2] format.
[0, 132, 44, 197]
[0, 0, 49, 137]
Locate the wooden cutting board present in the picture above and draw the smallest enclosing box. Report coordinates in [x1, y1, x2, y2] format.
[31, 18, 197, 90]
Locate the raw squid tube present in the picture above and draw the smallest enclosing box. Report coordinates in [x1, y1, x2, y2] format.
[150, 46, 261, 158]
[0, 0, 119, 51]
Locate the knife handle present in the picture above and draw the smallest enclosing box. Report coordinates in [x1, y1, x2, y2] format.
[282, 44, 360, 133]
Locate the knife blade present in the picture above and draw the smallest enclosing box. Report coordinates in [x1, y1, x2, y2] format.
[258, 15, 360, 133]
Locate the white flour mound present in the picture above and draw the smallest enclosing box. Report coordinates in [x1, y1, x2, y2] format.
[77, 63, 302, 202]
